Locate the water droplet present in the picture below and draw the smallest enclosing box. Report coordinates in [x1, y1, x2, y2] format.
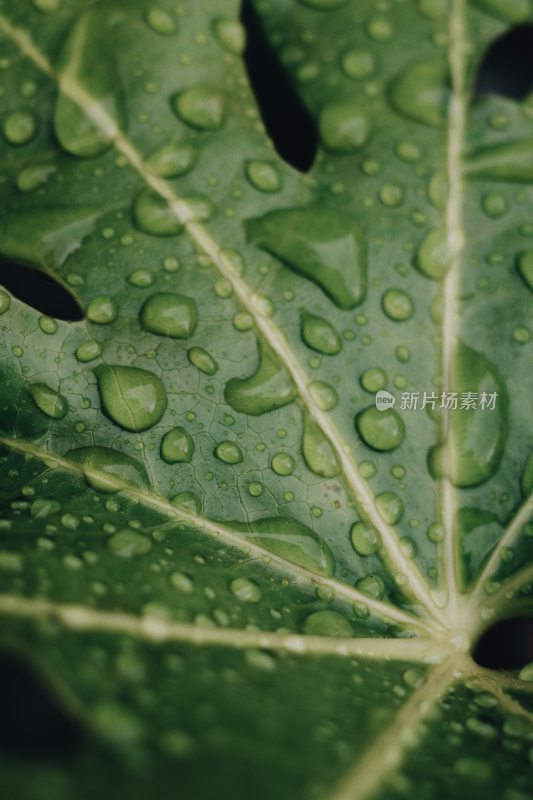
[379, 183, 404, 208]
[403, 667, 425, 688]
[427, 522, 444, 543]
[303, 610, 352, 637]
[75, 339, 101, 362]
[303, 414, 341, 477]
[28, 383, 67, 419]
[38, 316, 58, 334]
[356, 407, 405, 452]
[54, 9, 125, 157]
[3, 110, 38, 145]
[160, 427, 194, 464]
[170, 491, 201, 514]
[471, 0, 530, 23]
[382, 288, 414, 321]
[247, 208, 367, 309]
[300, 311, 342, 355]
[298, 0, 346, 8]
[68, 446, 149, 492]
[248, 481, 264, 497]
[341, 49, 375, 80]
[187, 346, 218, 375]
[231, 516, 335, 577]
[350, 521, 381, 556]
[127, 269, 153, 288]
[366, 16, 394, 41]
[145, 142, 197, 178]
[518, 662, 533, 681]
[389, 60, 449, 127]
[466, 139, 533, 182]
[271, 452, 295, 476]
[481, 191, 507, 218]
[245, 160, 281, 193]
[225, 341, 296, 415]
[16, 163, 56, 193]
[133, 190, 183, 236]
[140, 292, 197, 339]
[108, 529, 152, 557]
[233, 311, 253, 331]
[30, 497, 61, 518]
[395, 140, 421, 162]
[360, 368, 387, 393]
[215, 441, 243, 464]
[319, 102, 371, 153]
[213, 18, 246, 55]
[230, 577, 262, 603]
[356, 574, 385, 599]
[87, 295, 118, 324]
[375, 492, 404, 524]
[513, 325, 531, 344]
[309, 381, 338, 411]
[428, 342, 508, 486]
[415, 228, 449, 280]
[145, 8, 177, 35]
[172, 86, 225, 131]
[517, 251, 533, 292]
[94, 364, 167, 432]
[32, 0, 60, 11]
[0, 290, 11, 315]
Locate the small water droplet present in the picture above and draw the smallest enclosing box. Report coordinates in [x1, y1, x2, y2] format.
[341, 48, 376, 80]
[356, 573, 385, 599]
[38, 315, 58, 334]
[378, 183, 404, 207]
[187, 346, 218, 375]
[309, 381, 338, 411]
[75, 339, 101, 362]
[382, 288, 414, 321]
[172, 85, 225, 130]
[319, 101, 371, 153]
[366, 16, 394, 41]
[87, 295, 118, 324]
[32, 0, 60, 12]
[481, 191, 507, 218]
[517, 251, 533, 292]
[140, 292, 197, 339]
[3, 110, 38, 145]
[145, 8, 177, 35]
[170, 491, 201, 514]
[300, 311, 342, 355]
[356, 407, 405, 451]
[360, 367, 387, 392]
[350, 521, 381, 556]
[145, 142, 197, 178]
[271, 452, 295, 476]
[389, 60, 448, 127]
[298, 0, 347, 8]
[375, 492, 404, 524]
[28, 383, 67, 419]
[215, 441, 243, 464]
[245, 160, 282, 193]
[108, 529, 152, 557]
[0, 290, 11, 315]
[213, 18, 246, 55]
[303, 610, 352, 637]
[30, 497, 61, 518]
[303, 414, 341, 477]
[16, 162, 56, 193]
[225, 341, 296, 415]
[230, 577, 262, 603]
[416, 228, 449, 280]
[160, 427, 194, 464]
[133, 190, 183, 236]
[94, 364, 167, 432]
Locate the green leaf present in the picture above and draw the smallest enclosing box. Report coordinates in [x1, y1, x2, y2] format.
[0, 0, 532, 798]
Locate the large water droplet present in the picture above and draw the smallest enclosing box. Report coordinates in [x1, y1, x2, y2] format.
[230, 516, 335, 577]
[350, 521, 381, 556]
[300, 311, 342, 355]
[140, 292, 197, 339]
[319, 101, 371, 153]
[160, 427, 194, 464]
[172, 86, 225, 131]
[356, 407, 405, 451]
[517, 251, 533, 292]
[229, 577, 262, 603]
[428, 341, 508, 487]
[465, 140, 533, 183]
[303, 610, 352, 637]
[356, 573, 385, 599]
[415, 228, 449, 280]
[133, 191, 182, 236]
[28, 383, 67, 419]
[309, 381, 338, 411]
[87, 295, 118, 324]
[170, 491, 201, 514]
[67, 446, 149, 492]
[389, 60, 449, 127]
[375, 491, 404, 524]
[471, 0, 530, 22]
[145, 142, 197, 178]
[303, 414, 341, 477]
[225, 340, 296, 415]
[247, 208, 367, 309]
[94, 364, 167, 432]
[54, 9, 126, 157]
[108, 530, 152, 558]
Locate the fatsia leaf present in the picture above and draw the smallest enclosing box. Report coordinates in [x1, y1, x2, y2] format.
[0, 0, 532, 798]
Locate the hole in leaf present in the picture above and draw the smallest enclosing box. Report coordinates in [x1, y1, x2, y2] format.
[473, 616, 533, 671]
[0, 259, 84, 321]
[241, 0, 318, 172]
[474, 25, 533, 99]
[0, 650, 85, 760]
